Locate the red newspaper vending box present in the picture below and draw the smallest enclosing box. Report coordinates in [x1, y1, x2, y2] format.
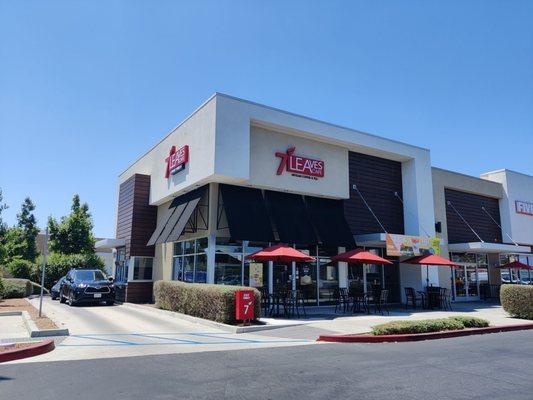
[235, 290, 255, 322]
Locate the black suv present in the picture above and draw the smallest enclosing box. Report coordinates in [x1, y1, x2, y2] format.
[60, 269, 115, 306]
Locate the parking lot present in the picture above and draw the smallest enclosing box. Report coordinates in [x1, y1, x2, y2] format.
[11, 298, 312, 363]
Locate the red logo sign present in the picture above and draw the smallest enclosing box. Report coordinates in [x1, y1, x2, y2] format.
[235, 290, 255, 321]
[275, 147, 324, 178]
[165, 145, 189, 178]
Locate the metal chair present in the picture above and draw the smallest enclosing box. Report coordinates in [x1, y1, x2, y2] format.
[404, 287, 423, 309]
[334, 288, 351, 314]
[439, 287, 452, 310]
[375, 289, 390, 315]
[352, 291, 370, 314]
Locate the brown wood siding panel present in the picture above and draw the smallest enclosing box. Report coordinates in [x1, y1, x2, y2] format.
[445, 189, 502, 244]
[344, 152, 404, 235]
[126, 282, 153, 303]
[116, 174, 157, 259]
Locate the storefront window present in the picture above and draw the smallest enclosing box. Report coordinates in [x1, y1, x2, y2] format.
[172, 237, 208, 283]
[133, 257, 153, 280]
[214, 238, 269, 288]
[347, 248, 384, 295]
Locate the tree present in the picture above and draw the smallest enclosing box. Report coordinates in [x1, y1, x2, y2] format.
[0, 188, 8, 265]
[2, 227, 27, 264]
[48, 194, 96, 255]
[16, 197, 39, 261]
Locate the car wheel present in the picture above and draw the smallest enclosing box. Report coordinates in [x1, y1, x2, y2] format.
[106, 300, 114, 306]
[59, 293, 66, 304]
[68, 291, 77, 307]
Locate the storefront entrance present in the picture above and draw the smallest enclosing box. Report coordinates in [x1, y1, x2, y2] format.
[452, 263, 479, 301]
[450, 253, 489, 301]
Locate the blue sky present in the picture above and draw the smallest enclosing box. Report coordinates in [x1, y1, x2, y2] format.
[1, 1, 532, 238]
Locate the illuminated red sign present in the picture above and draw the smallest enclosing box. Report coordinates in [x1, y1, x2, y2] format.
[275, 147, 324, 179]
[165, 145, 189, 178]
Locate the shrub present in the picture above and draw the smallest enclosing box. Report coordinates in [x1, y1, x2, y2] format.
[448, 316, 490, 328]
[3, 278, 33, 298]
[0, 276, 4, 299]
[33, 252, 105, 289]
[371, 315, 490, 335]
[6, 258, 34, 279]
[154, 280, 261, 325]
[500, 284, 533, 320]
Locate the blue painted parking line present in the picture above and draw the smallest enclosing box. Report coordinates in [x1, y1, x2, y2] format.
[58, 333, 312, 347]
[130, 333, 201, 344]
[59, 339, 311, 347]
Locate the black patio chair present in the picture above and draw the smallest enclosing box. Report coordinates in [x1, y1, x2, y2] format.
[404, 287, 423, 309]
[334, 288, 351, 314]
[439, 287, 452, 311]
[286, 290, 307, 318]
[375, 289, 390, 315]
[260, 287, 270, 316]
[352, 291, 370, 314]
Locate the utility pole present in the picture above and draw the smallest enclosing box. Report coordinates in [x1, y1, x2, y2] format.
[38, 227, 49, 318]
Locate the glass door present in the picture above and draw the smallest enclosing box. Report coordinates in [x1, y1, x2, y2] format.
[452, 263, 480, 301]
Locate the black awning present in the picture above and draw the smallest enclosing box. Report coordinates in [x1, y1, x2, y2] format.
[147, 186, 207, 246]
[305, 196, 355, 248]
[265, 190, 318, 245]
[219, 184, 275, 242]
[146, 206, 176, 246]
[165, 197, 202, 243]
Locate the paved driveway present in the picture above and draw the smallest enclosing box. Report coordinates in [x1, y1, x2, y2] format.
[2, 330, 533, 400]
[15, 298, 311, 363]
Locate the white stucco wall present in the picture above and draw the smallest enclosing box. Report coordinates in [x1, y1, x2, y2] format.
[248, 126, 349, 198]
[481, 169, 533, 246]
[432, 167, 504, 289]
[118, 95, 218, 206]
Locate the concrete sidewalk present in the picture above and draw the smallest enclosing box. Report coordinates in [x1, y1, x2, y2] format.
[255, 302, 526, 339]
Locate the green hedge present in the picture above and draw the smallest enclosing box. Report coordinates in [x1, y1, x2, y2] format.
[0, 276, 4, 299]
[6, 258, 35, 279]
[154, 280, 261, 325]
[3, 278, 33, 298]
[33, 252, 105, 289]
[501, 284, 533, 320]
[371, 316, 490, 335]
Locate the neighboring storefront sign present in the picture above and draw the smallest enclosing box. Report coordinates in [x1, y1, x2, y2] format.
[386, 234, 441, 257]
[249, 263, 263, 287]
[515, 200, 533, 216]
[165, 145, 189, 178]
[235, 290, 255, 322]
[275, 147, 324, 179]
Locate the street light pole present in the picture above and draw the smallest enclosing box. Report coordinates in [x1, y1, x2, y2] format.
[38, 227, 49, 318]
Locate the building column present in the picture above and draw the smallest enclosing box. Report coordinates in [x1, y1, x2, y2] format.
[338, 246, 348, 288]
[206, 233, 216, 284]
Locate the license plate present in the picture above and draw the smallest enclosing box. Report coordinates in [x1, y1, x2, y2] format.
[93, 293, 102, 298]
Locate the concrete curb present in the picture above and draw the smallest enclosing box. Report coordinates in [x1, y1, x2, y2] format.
[0, 339, 55, 363]
[1, 309, 70, 338]
[120, 302, 306, 334]
[317, 323, 533, 343]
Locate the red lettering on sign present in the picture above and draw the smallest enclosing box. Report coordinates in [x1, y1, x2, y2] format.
[165, 145, 189, 178]
[275, 147, 324, 178]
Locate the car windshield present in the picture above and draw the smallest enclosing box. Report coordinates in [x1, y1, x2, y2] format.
[74, 270, 107, 281]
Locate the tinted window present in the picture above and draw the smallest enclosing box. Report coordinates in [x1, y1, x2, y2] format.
[74, 270, 106, 281]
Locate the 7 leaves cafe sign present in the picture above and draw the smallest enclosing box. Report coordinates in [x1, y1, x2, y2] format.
[275, 147, 324, 180]
[165, 145, 189, 178]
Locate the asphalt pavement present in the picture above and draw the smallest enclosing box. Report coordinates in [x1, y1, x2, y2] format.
[2, 329, 532, 400]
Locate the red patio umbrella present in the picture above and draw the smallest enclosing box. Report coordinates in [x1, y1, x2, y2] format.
[495, 261, 532, 284]
[331, 248, 393, 265]
[245, 244, 315, 263]
[495, 261, 532, 270]
[403, 254, 461, 287]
